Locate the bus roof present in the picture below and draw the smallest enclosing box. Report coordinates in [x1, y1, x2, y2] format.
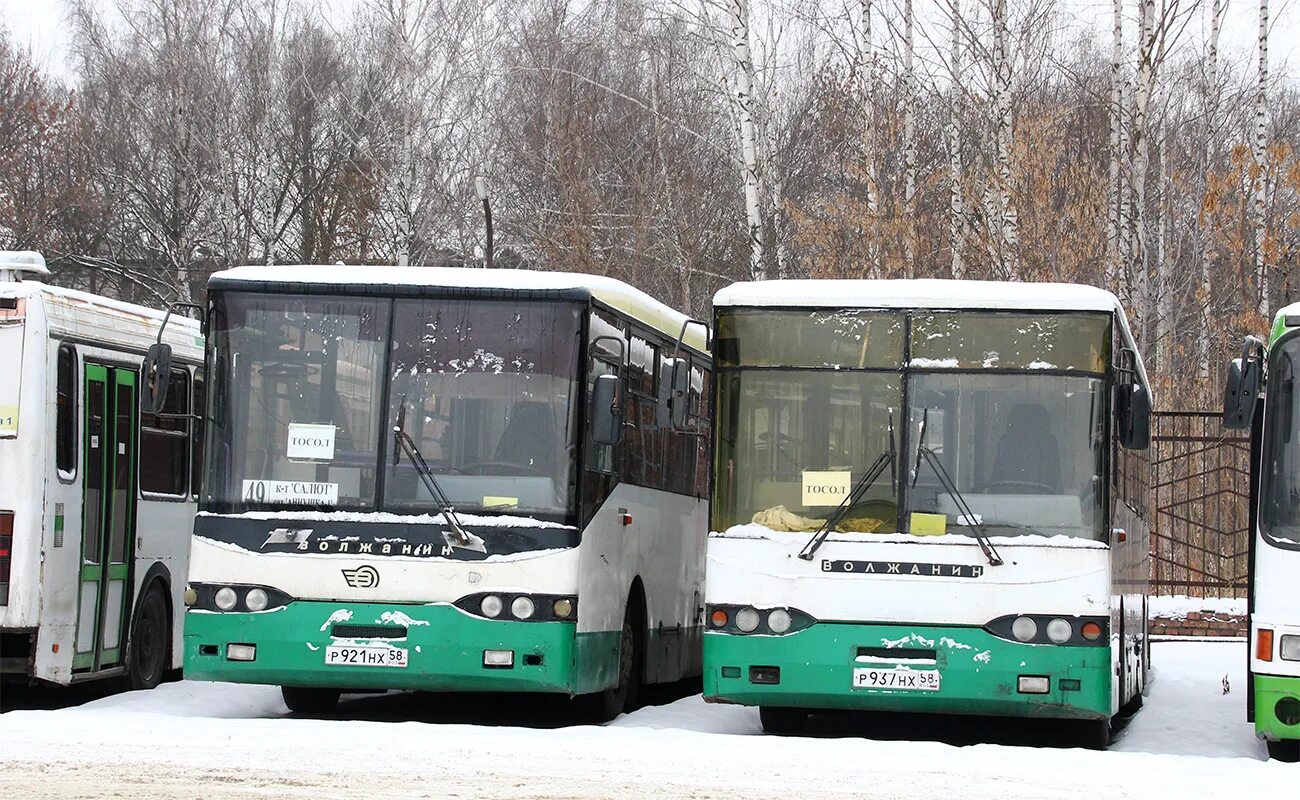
[209, 265, 708, 353]
[0, 281, 204, 360]
[714, 278, 1121, 313]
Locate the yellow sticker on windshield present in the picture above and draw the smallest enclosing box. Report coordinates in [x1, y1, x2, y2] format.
[483, 496, 518, 509]
[909, 512, 948, 536]
[0, 404, 17, 436]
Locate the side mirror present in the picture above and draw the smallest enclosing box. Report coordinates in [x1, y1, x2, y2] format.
[1222, 357, 1261, 430]
[590, 373, 623, 446]
[140, 342, 173, 415]
[1119, 383, 1151, 450]
[667, 358, 690, 429]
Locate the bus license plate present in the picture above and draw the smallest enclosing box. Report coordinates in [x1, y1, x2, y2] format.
[324, 645, 408, 669]
[852, 667, 940, 691]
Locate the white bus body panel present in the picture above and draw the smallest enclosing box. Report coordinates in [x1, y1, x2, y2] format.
[1252, 536, 1300, 678]
[706, 532, 1111, 623]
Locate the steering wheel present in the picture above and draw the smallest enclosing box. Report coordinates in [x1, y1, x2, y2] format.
[459, 461, 547, 477]
[983, 480, 1057, 495]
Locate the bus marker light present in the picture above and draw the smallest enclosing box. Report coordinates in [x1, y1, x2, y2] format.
[1012, 616, 1037, 642]
[552, 599, 573, 619]
[214, 587, 238, 611]
[1017, 676, 1050, 694]
[1257, 629, 1275, 662]
[1280, 635, 1300, 662]
[1081, 622, 1102, 641]
[511, 596, 536, 620]
[1046, 618, 1072, 644]
[483, 649, 514, 668]
[245, 588, 269, 612]
[51, 643, 59, 653]
[710, 609, 728, 628]
[767, 609, 792, 634]
[226, 643, 256, 662]
[621, 513, 633, 526]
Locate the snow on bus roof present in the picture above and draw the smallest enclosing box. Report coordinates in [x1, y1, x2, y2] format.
[211, 265, 708, 351]
[714, 278, 1121, 312]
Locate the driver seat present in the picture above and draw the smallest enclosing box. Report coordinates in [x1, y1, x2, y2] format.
[493, 401, 560, 475]
[988, 404, 1061, 493]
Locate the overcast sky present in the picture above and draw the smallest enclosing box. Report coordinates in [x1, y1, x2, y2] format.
[2, 0, 1297, 86]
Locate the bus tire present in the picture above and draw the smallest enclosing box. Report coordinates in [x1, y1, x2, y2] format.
[127, 585, 169, 691]
[1267, 739, 1300, 762]
[759, 706, 807, 736]
[584, 606, 644, 723]
[1079, 718, 1112, 750]
[281, 686, 341, 714]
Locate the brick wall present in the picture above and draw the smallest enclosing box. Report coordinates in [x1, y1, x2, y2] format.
[1149, 610, 1247, 637]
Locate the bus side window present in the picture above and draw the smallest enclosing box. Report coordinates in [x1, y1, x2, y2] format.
[141, 367, 190, 496]
[191, 369, 204, 498]
[56, 343, 76, 478]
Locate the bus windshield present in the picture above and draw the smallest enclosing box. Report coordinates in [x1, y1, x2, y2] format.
[1261, 335, 1300, 545]
[204, 292, 582, 517]
[382, 298, 582, 517]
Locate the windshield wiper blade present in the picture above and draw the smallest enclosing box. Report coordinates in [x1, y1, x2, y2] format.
[392, 400, 485, 554]
[798, 415, 897, 561]
[911, 408, 1002, 567]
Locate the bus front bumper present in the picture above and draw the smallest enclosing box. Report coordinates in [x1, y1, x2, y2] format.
[703, 622, 1112, 720]
[1255, 673, 1300, 742]
[184, 601, 578, 694]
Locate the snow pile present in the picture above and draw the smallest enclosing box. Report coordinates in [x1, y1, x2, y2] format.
[1148, 595, 1246, 620]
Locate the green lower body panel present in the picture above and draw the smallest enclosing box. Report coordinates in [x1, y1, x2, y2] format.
[1254, 673, 1300, 741]
[703, 623, 1112, 720]
[185, 601, 596, 695]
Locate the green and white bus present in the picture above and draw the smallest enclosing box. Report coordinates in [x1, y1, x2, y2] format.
[1, 251, 204, 690]
[1224, 302, 1300, 762]
[167, 265, 711, 718]
[703, 280, 1151, 746]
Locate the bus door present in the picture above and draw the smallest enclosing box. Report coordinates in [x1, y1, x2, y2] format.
[73, 364, 138, 673]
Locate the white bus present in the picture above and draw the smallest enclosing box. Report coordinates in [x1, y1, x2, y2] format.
[0, 251, 204, 689]
[169, 265, 711, 719]
[703, 280, 1151, 747]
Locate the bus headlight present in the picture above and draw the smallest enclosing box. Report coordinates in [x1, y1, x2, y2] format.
[1012, 616, 1037, 642]
[767, 609, 792, 634]
[1046, 618, 1072, 644]
[214, 586, 238, 611]
[245, 588, 269, 612]
[735, 607, 760, 633]
[481, 595, 503, 618]
[1281, 635, 1300, 662]
[511, 596, 536, 620]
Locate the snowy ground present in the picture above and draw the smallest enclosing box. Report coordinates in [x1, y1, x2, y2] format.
[0, 640, 1291, 799]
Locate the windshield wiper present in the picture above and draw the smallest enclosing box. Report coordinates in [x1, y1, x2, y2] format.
[392, 399, 486, 554]
[798, 415, 898, 561]
[911, 408, 1003, 567]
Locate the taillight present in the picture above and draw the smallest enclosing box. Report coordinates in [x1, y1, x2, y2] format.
[0, 510, 13, 604]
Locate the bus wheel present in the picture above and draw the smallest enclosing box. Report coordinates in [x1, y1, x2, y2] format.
[759, 706, 808, 736]
[1267, 739, 1300, 762]
[587, 613, 642, 722]
[127, 586, 169, 691]
[1078, 718, 1112, 750]
[281, 686, 341, 715]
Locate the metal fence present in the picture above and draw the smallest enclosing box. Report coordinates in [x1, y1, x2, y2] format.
[1149, 411, 1251, 598]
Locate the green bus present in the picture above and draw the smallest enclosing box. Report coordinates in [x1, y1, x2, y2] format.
[1224, 301, 1300, 762]
[703, 279, 1152, 747]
